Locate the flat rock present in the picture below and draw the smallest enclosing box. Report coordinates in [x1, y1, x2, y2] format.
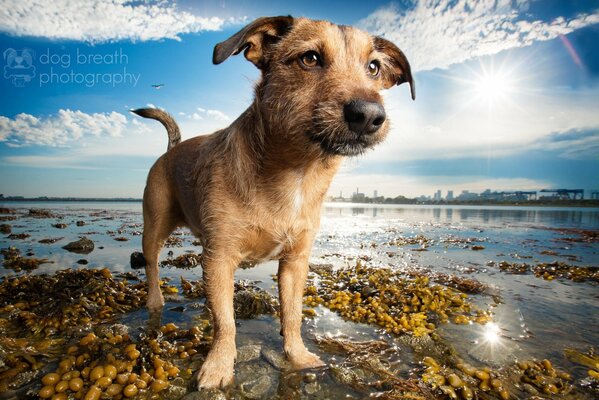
[62, 237, 94, 254]
[261, 348, 290, 370]
[237, 344, 262, 363]
[241, 374, 273, 399]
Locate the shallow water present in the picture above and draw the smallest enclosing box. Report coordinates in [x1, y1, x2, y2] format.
[0, 202, 598, 399]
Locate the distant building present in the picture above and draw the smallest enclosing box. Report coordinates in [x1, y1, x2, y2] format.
[446, 190, 454, 201]
[433, 190, 442, 201]
[373, 190, 378, 198]
[352, 187, 366, 203]
[456, 190, 479, 201]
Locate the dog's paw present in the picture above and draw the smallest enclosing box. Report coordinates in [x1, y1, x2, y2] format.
[287, 348, 325, 370]
[197, 351, 235, 389]
[146, 291, 165, 311]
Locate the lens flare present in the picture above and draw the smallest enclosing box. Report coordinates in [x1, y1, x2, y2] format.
[482, 322, 501, 344]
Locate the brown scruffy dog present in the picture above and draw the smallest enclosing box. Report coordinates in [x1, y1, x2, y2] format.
[133, 15, 414, 389]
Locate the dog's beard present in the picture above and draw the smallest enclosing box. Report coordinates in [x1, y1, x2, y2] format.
[308, 103, 383, 157]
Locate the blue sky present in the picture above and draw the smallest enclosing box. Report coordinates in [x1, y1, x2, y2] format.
[0, 0, 598, 198]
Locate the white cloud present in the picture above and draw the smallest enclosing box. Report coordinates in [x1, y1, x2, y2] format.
[0, 0, 228, 43]
[359, 0, 599, 72]
[206, 109, 230, 121]
[0, 109, 136, 147]
[192, 107, 230, 121]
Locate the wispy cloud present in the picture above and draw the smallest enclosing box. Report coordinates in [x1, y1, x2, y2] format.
[205, 109, 230, 121]
[0, 0, 231, 43]
[359, 0, 599, 72]
[0, 109, 140, 147]
[183, 107, 230, 121]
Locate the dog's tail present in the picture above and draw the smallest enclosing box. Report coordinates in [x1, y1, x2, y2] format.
[131, 108, 181, 151]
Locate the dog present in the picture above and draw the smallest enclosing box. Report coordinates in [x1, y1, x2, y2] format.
[133, 15, 414, 390]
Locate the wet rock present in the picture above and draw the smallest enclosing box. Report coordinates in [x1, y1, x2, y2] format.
[62, 236, 94, 254]
[237, 344, 262, 363]
[261, 348, 290, 370]
[0, 207, 16, 214]
[39, 237, 63, 244]
[7, 233, 29, 240]
[130, 251, 146, 269]
[76, 259, 88, 265]
[52, 223, 68, 229]
[330, 365, 361, 386]
[304, 381, 320, 395]
[0, 224, 10, 234]
[76, 220, 86, 226]
[28, 209, 54, 218]
[241, 374, 273, 399]
[523, 383, 539, 395]
[303, 372, 317, 383]
[181, 389, 226, 400]
[166, 382, 187, 398]
[114, 236, 129, 241]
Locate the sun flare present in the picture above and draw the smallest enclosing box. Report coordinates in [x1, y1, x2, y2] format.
[474, 70, 513, 103]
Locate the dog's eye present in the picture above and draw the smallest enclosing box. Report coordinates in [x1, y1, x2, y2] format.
[300, 51, 322, 68]
[368, 60, 380, 77]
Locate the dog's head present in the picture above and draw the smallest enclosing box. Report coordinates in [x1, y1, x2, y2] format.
[214, 16, 414, 157]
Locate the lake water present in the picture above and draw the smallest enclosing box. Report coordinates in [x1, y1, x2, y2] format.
[0, 202, 598, 399]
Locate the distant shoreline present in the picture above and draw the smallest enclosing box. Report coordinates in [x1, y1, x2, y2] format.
[1, 197, 599, 208]
[0, 198, 142, 202]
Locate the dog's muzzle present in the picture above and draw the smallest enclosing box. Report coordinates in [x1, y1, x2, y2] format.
[308, 99, 387, 157]
[344, 100, 386, 136]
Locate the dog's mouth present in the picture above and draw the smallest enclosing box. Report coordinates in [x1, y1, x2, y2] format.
[306, 101, 386, 157]
[306, 130, 376, 156]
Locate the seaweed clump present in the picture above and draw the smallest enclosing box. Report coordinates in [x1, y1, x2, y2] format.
[35, 323, 209, 399]
[181, 277, 278, 318]
[565, 347, 599, 383]
[0, 268, 146, 336]
[1, 246, 50, 272]
[496, 261, 599, 283]
[304, 262, 492, 337]
[316, 335, 434, 399]
[160, 253, 202, 269]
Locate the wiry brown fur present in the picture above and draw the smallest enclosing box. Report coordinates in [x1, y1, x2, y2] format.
[138, 16, 413, 390]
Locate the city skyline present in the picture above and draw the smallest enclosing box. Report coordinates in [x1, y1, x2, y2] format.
[1, 1, 598, 198]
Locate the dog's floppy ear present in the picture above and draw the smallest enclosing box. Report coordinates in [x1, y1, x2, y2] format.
[373, 37, 415, 100]
[213, 16, 294, 69]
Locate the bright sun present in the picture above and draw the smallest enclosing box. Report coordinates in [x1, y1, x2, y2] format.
[474, 70, 512, 103]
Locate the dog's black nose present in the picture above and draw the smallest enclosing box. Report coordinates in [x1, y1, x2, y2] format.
[344, 100, 386, 135]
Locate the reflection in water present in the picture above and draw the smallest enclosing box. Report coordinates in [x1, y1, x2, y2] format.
[325, 204, 599, 228]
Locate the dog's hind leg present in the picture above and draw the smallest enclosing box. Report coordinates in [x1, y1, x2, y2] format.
[197, 249, 240, 389]
[142, 168, 179, 311]
[278, 235, 325, 369]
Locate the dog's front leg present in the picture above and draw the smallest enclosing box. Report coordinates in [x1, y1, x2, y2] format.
[278, 242, 325, 370]
[197, 252, 238, 389]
